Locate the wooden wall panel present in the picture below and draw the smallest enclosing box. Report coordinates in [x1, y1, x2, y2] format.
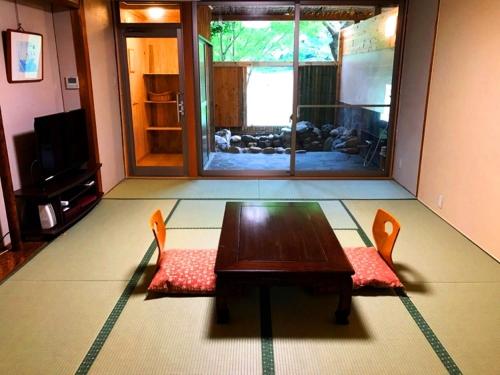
[197, 5, 212, 41]
[341, 9, 398, 56]
[213, 66, 246, 128]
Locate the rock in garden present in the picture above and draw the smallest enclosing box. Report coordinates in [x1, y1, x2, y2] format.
[214, 135, 228, 151]
[296, 149, 307, 154]
[230, 135, 241, 144]
[272, 139, 282, 147]
[215, 129, 231, 143]
[249, 146, 263, 154]
[296, 121, 312, 134]
[275, 147, 285, 154]
[262, 147, 275, 154]
[285, 148, 291, 154]
[323, 137, 334, 151]
[248, 142, 257, 147]
[227, 146, 242, 154]
[242, 134, 256, 144]
[321, 124, 334, 137]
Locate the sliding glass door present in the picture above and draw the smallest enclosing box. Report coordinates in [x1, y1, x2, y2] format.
[195, 2, 402, 177]
[292, 5, 399, 176]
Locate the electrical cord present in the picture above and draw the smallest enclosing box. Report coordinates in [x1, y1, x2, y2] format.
[1, 232, 10, 255]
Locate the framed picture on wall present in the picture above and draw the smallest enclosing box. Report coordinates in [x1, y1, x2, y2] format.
[3, 29, 43, 83]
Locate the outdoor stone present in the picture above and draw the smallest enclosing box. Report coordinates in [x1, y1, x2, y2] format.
[230, 135, 241, 144]
[323, 137, 334, 151]
[311, 127, 322, 139]
[275, 147, 285, 154]
[262, 147, 275, 154]
[296, 149, 307, 154]
[296, 121, 312, 134]
[285, 148, 291, 154]
[321, 124, 334, 137]
[242, 134, 256, 144]
[214, 135, 228, 151]
[215, 129, 231, 143]
[272, 139, 282, 147]
[248, 142, 257, 147]
[249, 146, 263, 153]
[227, 146, 242, 154]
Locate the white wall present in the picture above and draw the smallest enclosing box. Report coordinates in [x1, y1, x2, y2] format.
[418, 0, 500, 260]
[53, 10, 81, 111]
[0, 0, 64, 246]
[83, 0, 124, 192]
[393, 0, 439, 195]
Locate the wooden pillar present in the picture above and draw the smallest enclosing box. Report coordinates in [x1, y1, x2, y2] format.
[0, 108, 23, 251]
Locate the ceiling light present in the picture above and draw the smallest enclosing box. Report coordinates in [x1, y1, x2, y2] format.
[385, 15, 397, 38]
[147, 7, 166, 20]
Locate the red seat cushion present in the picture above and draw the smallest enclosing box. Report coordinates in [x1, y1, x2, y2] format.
[344, 247, 403, 289]
[148, 249, 217, 295]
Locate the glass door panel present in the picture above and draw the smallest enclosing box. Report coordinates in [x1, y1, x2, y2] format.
[198, 37, 212, 168]
[125, 34, 185, 175]
[198, 4, 295, 175]
[293, 5, 398, 175]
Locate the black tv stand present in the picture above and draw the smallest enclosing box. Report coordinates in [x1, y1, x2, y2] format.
[14, 164, 102, 240]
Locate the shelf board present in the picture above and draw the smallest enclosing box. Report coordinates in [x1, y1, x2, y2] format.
[137, 153, 183, 167]
[143, 73, 179, 76]
[144, 100, 177, 104]
[146, 127, 182, 131]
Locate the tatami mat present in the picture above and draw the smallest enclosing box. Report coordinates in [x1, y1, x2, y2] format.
[319, 201, 357, 229]
[89, 289, 262, 375]
[0, 280, 126, 375]
[105, 179, 414, 200]
[167, 200, 228, 228]
[166, 229, 221, 250]
[270, 288, 446, 375]
[105, 179, 260, 199]
[343, 200, 500, 284]
[10, 200, 177, 282]
[167, 199, 357, 229]
[334, 230, 365, 247]
[409, 282, 500, 374]
[258, 180, 414, 200]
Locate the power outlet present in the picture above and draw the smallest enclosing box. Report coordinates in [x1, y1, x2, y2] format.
[437, 194, 444, 209]
[398, 159, 403, 169]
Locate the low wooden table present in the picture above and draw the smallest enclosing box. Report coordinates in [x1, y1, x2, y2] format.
[215, 202, 354, 324]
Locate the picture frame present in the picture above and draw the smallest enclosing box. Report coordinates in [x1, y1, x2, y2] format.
[3, 29, 43, 83]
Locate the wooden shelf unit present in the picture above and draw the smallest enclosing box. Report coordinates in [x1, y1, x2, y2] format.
[14, 164, 102, 240]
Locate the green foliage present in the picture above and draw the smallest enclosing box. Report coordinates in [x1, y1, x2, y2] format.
[210, 21, 349, 62]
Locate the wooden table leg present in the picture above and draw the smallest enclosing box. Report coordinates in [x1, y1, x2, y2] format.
[215, 281, 230, 324]
[335, 277, 353, 325]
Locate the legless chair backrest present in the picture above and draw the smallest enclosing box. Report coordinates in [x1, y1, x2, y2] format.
[149, 210, 166, 267]
[372, 209, 401, 271]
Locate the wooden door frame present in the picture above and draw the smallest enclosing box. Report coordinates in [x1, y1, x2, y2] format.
[192, 0, 407, 178]
[114, 20, 189, 177]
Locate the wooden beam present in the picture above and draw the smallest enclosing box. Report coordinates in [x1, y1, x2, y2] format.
[0, 108, 23, 252]
[70, 1, 103, 193]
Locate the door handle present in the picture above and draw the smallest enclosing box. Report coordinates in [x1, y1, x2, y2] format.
[176, 93, 185, 123]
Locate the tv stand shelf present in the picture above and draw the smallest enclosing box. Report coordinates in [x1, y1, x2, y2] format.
[14, 164, 102, 240]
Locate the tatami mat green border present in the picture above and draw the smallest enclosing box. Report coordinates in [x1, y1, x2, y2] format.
[104, 197, 416, 201]
[75, 200, 181, 375]
[260, 287, 275, 375]
[340, 200, 462, 375]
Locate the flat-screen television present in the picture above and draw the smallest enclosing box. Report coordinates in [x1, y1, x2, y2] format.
[34, 109, 89, 182]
